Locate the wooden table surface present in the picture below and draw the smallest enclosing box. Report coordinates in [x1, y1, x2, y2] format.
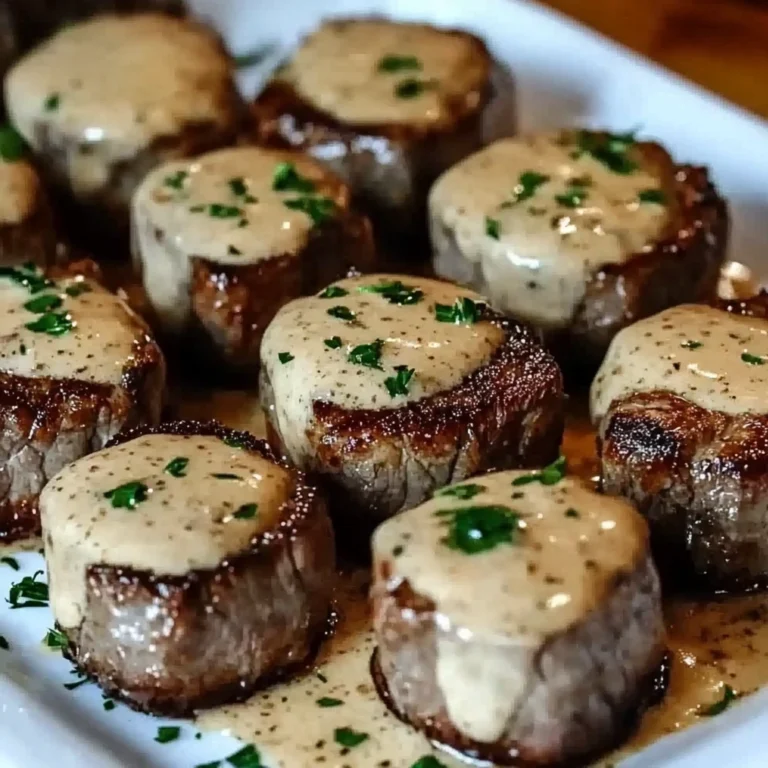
[540, 0, 768, 120]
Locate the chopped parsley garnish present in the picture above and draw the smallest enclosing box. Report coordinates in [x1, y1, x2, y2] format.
[208, 204, 244, 219]
[508, 171, 550, 205]
[1, 556, 19, 570]
[384, 365, 415, 397]
[681, 340, 702, 350]
[284, 195, 336, 225]
[555, 184, 589, 208]
[7, 570, 48, 608]
[234, 503, 258, 520]
[411, 758, 448, 768]
[327, 305, 355, 322]
[164, 170, 188, 190]
[154, 726, 181, 744]
[164, 456, 188, 478]
[700, 684, 738, 717]
[0, 124, 26, 162]
[228, 177, 249, 197]
[103, 699, 116, 711]
[324, 336, 342, 349]
[434, 297, 483, 325]
[227, 744, 262, 767]
[512, 456, 567, 486]
[565, 508, 580, 518]
[228, 245, 242, 255]
[212, 473, 242, 480]
[359, 279, 423, 305]
[318, 285, 348, 299]
[272, 162, 315, 193]
[0, 263, 54, 294]
[63, 676, 89, 691]
[348, 339, 384, 370]
[223, 435, 246, 449]
[437, 483, 486, 500]
[44, 93, 61, 111]
[234, 44, 274, 68]
[485, 216, 500, 240]
[334, 727, 369, 748]
[576, 130, 638, 174]
[638, 188, 666, 204]
[65, 282, 92, 297]
[317, 696, 344, 707]
[104, 481, 149, 510]
[196, 762, 221, 768]
[278, 352, 294, 364]
[395, 78, 432, 98]
[25, 311, 73, 336]
[741, 352, 765, 365]
[0, 635, 8, 651]
[44, 627, 68, 650]
[25, 293, 64, 314]
[436, 505, 521, 555]
[378, 54, 422, 73]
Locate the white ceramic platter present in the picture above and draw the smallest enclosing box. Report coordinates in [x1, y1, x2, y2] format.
[2, 1, 768, 766]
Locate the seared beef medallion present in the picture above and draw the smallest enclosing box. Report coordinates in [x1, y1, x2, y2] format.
[0, 260, 164, 543]
[132, 146, 374, 372]
[371, 468, 666, 766]
[593, 299, 768, 590]
[260, 274, 564, 534]
[251, 18, 515, 246]
[4, 13, 242, 249]
[39, 420, 335, 716]
[429, 130, 728, 371]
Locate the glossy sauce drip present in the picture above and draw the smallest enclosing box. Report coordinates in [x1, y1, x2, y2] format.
[591, 303, 768, 420]
[278, 19, 488, 127]
[0, 274, 144, 385]
[429, 134, 670, 329]
[40, 433, 292, 629]
[261, 273, 505, 464]
[0, 159, 41, 224]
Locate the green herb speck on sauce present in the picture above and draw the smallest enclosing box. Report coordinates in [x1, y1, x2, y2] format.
[278, 352, 294, 364]
[164, 456, 189, 478]
[512, 456, 567, 486]
[334, 727, 369, 748]
[485, 216, 501, 240]
[437, 483, 486, 500]
[742, 352, 765, 365]
[318, 285, 348, 299]
[700, 684, 738, 717]
[104, 481, 149, 510]
[324, 336, 343, 349]
[44, 93, 60, 111]
[436, 505, 521, 555]
[233, 503, 258, 520]
[384, 365, 415, 397]
[347, 339, 384, 370]
[316, 696, 344, 707]
[327, 305, 356, 322]
[378, 54, 422, 73]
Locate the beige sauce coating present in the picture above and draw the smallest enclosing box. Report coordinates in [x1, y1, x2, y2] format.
[0, 271, 144, 385]
[591, 304, 768, 420]
[5, 14, 235, 196]
[0, 158, 41, 225]
[41, 433, 292, 629]
[260, 274, 504, 464]
[132, 147, 347, 332]
[429, 134, 670, 329]
[279, 19, 488, 127]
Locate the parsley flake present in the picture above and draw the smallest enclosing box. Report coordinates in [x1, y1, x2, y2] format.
[223, 435, 246, 449]
[348, 339, 384, 370]
[318, 285, 348, 299]
[437, 483, 486, 500]
[154, 726, 181, 744]
[434, 297, 483, 325]
[485, 216, 501, 240]
[63, 676, 89, 691]
[0, 635, 8, 651]
[44, 93, 60, 111]
[1, 556, 19, 570]
[395, 78, 432, 98]
[0, 264, 54, 294]
[272, 162, 315, 193]
[384, 365, 415, 397]
[278, 352, 294, 364]
[378, 54, 422, 73]
[638, 189, 666, 204]
[234, 503, 258, 520]
[227, 744, 262, 767]
[103, 699, 116, 711]
[209, 204, 243, 219]
[565, 508, 580, 518]
[324, 336, 342, 349]
[164, 456, 188, 478]
[436, 505, 521, 555]
[234, 44, 274, 68]
[742, 352, 765, 365]
[358, 279, 423, 305]
[681, 340, 702, 350]
[411, 758, 448, 768]
[25, 311, 73, 336]
[228, 245, 242, 255]
[212, 473, 241, 480]
[164, 170, 188, 190]
[44, 627, 68, 650]
[0, 124, 26, 162]
[327, 305, 355, 321]
[228, 177, 248, 197]
[334, 727, 369, 748]
[284, 195, 336, 225]
[317, 697, 344, 707]
[576, 130, 638, 174]
[512, 456, 567, 486]
[104, 481, 149, 510]
[555, 184, 590, 208]
[700, 684, 738, 717]
[65, 282, 92, 298]
[508, 171, 550, 205]
[7, 570, 48, 608]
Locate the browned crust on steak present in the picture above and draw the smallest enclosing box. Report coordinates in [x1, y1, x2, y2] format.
[261, 311, 564, 535]
[60, 420, 335, 716]
[599, 389, 768, 591]
[0, 260, 165, 542]
[564, 140, 728, 372]
[715, 289, 768, 319]
[250, 20, 515, 245]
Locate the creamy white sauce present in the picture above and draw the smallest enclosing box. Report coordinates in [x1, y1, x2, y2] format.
[429, 133, 670, 329]
[591, 303, 768, 420]
[0, 158, 40, 225]
[41, 433, 293, 629]
[260, 274, 504, 464]
[373, 470, 649, 742]
[278, 19, 488, 127]
[132, 146, 349, 332]
[0, 270, 147, 385]
[5, 13, 235, 197]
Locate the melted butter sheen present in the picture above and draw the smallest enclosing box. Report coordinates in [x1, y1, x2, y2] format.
[429, 134, 669, 329]
[591, 304, 768, 420]
[260, 274, 504, 464]
[279, 19, 488, 127]
[0, 158, 40, 225]
[41, 434, 292, 629]
[0, 276, 144, 385]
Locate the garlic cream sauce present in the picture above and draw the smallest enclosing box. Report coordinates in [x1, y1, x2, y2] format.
[591, 304, 768, 421]
[260, 274, 504, 464]
[429, 133, 670, 329]
[5, 14, 234, 197]
[41, 433, 292, 630]
[0, 271, 144, 385]
[278, 19, 488, 127]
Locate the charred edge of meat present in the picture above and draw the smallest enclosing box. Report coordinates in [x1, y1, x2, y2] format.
[185, 207, 376, 375]
[599, 390, 768, 592]
[715, 290, 768, 320]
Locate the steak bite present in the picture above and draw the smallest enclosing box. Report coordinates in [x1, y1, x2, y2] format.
[0, 260, 164, 544]
[371, 469, 665, 766]
[40, 421, 335, 716]
[592, 301, 768, 590]
[132, 146, 374, 372]
[260, 274, 564, 532]
[4, 13, 242, 250]
[251, 18, 515, 246]
[429, 130, 728, 370]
